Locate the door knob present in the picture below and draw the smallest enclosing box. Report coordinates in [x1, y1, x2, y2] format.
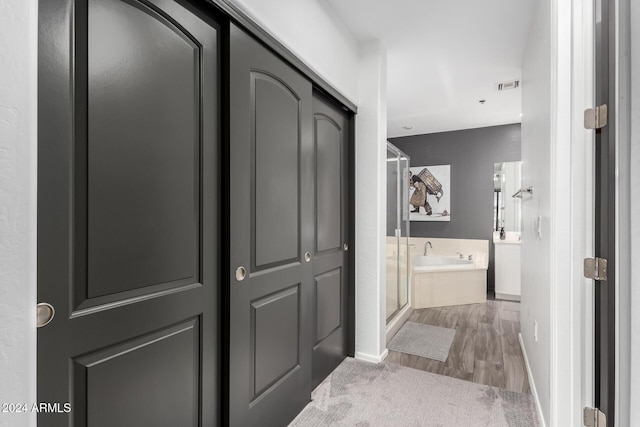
[343, 243, 349, 251]
[37, 303, 55, 328]
[235, 266, 246, 281]
[304, 252, 311, 263]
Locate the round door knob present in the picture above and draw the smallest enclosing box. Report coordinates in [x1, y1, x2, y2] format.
[304, 252, 311, 263]
[343, 243, 349, 251]
[37, 303, 55, 328]
[235, 266, 246, 281]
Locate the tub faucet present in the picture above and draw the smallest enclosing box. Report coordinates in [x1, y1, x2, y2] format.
[424, 241, 432, 256]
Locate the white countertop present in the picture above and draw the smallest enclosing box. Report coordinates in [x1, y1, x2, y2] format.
[494, 239, 521, 245]
[492, 231, 521, 244]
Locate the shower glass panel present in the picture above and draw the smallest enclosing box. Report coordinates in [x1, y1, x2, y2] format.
[386, 142, 410, 323]
[386, 148, 399, 320]
[398, 156, 410, 308]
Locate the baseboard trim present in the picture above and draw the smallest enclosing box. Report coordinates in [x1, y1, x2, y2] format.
[355, 349, 388, 364]
[518, 333, 546, 427]
[495, 293, 521, 302]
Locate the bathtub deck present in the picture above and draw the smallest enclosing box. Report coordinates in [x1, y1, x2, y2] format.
[385, 299, 531, 395]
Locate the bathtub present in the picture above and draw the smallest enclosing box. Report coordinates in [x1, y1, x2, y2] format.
[413, 255, 475, 271]
[412, 255, 487, 308]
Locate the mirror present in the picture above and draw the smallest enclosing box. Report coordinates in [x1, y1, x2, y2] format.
[493, 161, 521, 232]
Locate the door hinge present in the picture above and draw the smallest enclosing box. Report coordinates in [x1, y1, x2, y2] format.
[584, 104, 608, 129]
[584, 257, 608, 281]
[584, 407, 606, 427]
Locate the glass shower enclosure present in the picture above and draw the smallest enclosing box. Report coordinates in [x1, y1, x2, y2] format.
[386, 142, 410, 323]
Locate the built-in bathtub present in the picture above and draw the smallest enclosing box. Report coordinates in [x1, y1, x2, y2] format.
[411, 252, 488, 308]
[413, 255, 475, 271]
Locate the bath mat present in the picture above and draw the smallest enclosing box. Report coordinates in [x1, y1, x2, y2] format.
[289, 358, 541, 426]
[387, 322, 455, 362]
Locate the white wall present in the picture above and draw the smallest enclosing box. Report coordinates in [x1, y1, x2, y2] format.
[354, 41, 387, 362]
[227, 0, 359, 103]
[520, 0, 553, 422]
[0, 0, 38, 426]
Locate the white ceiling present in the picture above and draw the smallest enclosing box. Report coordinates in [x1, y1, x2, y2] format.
[324, 0, 536, 137]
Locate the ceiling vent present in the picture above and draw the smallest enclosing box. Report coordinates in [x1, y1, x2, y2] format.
[496, 80, 520, 91]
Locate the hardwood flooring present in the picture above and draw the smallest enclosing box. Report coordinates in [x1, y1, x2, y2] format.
[385, 299, 532, 394]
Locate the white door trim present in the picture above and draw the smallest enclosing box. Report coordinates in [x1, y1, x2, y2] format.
[550, 0, 595, 425]
[573, 0, 596, 421]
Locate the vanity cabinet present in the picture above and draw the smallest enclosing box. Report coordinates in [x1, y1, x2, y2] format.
[494, 240, 521, 300]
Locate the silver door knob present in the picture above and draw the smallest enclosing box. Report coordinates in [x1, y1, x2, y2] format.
[235, 266, 246, 281]
[304, 252, 311, 263]
[37, 303, 55, 328]
[343, 243, 349, 251]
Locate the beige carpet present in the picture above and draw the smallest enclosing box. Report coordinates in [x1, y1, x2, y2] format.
[289, 357, 540, 427]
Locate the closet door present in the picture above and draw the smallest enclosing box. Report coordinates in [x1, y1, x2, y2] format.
[37, 0, 219, 425]
[228, 24, 314, 426]
[311, 93, 350, 389]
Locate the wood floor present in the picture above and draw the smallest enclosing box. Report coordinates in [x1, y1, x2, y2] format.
[385, 299, 532, 394]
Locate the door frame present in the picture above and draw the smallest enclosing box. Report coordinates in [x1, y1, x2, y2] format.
[614, 0, 632, 425]
[550, 0, 596, 425]
[567, 0, 632, 424]
[593, 0, 619, 422]
[573, 1, 596, 425]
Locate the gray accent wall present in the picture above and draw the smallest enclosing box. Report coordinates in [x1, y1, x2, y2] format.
[389, 123, 521, 292]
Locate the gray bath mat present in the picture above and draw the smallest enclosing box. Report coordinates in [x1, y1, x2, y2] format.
[388, 322, 455, 362]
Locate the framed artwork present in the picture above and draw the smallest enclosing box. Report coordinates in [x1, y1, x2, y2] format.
[409, 164, 451, 222]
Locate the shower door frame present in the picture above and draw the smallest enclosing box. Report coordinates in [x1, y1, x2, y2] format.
[386, 142, 411, 323]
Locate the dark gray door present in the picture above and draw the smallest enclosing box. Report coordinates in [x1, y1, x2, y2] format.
[311, 93, 350, 389]
[228, 24, 313, 426]
[594, 0, 616, 423]
[38, 0, 219, 425]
